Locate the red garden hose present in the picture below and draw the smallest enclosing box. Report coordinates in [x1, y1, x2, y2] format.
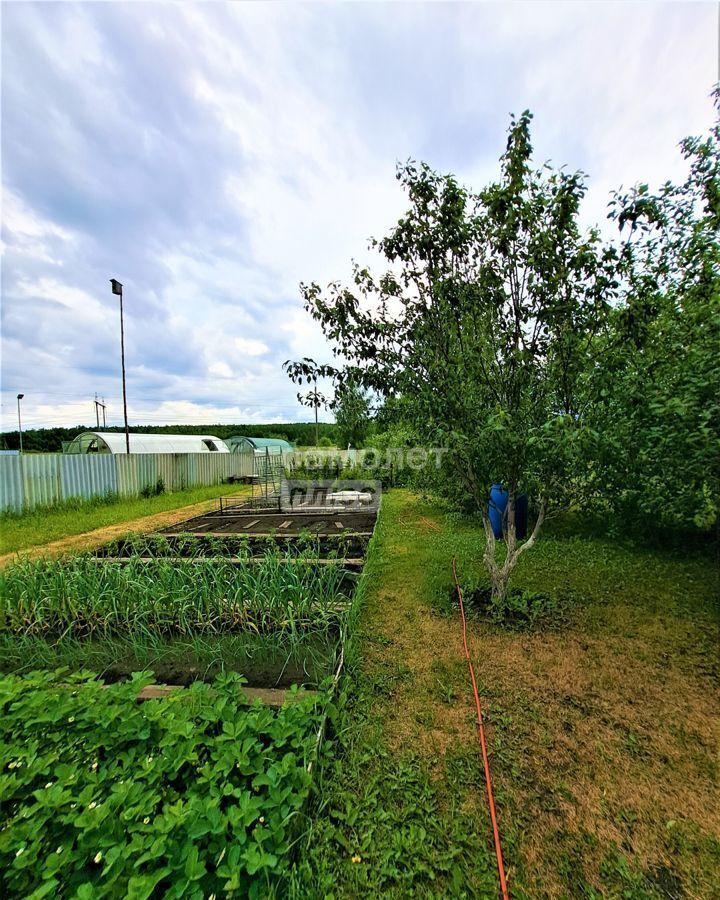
[452, 557, 510, 900]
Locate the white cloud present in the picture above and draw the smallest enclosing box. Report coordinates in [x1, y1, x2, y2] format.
[1, 2, 717, 429]
[234, 337, 268, 357]
[1, 188, 75, 264]
[15, 277, 107, 323]
[208, 361, 233, 378]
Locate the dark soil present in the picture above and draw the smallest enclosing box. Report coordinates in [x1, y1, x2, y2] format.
[99, 658, 322, 688]
[157, 509, 378, 538]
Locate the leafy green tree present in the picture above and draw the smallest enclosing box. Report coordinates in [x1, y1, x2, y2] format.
[332, 380, 371, 448]
[288, 112, 615, 606]
[589, 89, 720, 531]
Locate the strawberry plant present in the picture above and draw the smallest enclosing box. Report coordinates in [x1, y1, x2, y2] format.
[0, 670, 327, 898]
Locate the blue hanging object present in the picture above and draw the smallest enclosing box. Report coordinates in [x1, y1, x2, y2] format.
[488, 485, 528, 540]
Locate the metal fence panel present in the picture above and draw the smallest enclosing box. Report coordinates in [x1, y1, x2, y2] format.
[154, 455, 188, 493]
[187, 453, 208, 488]
[174, 454, 190, 491]
[61, 455, 118, 501]
[22, 455, 61, 509]
[185, 453, 243, 487]
[0, 456, 24, 512]
[233, 452, 254, 479]
[115, 454, 157, 497]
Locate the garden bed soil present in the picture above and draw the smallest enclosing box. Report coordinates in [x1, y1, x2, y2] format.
[99, 659, 322, 689]
[156, 509, 378, 538]
[0, 646, 335, 688]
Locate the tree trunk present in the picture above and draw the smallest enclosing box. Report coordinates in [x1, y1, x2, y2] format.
[481, 497, 546, 608]
[465, 462, 547, 608]
[490, 566, 511, 605]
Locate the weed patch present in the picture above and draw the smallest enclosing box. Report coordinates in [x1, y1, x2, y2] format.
[461, 584, 566, 629]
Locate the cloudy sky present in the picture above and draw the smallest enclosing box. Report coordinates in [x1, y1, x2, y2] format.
[1, 2, 717, 432]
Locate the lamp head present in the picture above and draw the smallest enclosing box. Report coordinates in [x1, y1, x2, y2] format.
[17, 393, 24, 401]
[110, 278, 123, 296]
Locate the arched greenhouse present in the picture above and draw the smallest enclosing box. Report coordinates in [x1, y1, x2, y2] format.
[64, 432, 230, 454]
[226, 436, 293, 454]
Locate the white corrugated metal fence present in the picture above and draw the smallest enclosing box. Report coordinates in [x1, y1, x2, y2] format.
[0, 452, 254, 513]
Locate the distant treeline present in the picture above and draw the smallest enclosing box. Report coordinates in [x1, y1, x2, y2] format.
[0, 422, 340, 453]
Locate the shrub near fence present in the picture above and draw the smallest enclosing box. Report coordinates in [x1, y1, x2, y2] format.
[0, 452, 254, 513]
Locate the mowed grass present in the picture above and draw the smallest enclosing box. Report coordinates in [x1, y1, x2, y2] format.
[292, 490, 719, 898]
[0, 483, 248, 556]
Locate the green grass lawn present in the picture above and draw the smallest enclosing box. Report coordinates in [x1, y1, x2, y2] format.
[0, 484, 248, 556]
[292, 490, 719, 898]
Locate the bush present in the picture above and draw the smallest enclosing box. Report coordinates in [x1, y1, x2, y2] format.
[140, 478, 165, 499]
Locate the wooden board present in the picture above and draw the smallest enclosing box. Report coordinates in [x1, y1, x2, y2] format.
[135, 685, 315, 707]
[159, 531, 374, 539]
[93, 557, 364, 568]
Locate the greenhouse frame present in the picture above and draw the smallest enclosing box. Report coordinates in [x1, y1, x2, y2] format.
[226, 436, 293, 454]
[64, 432, 230, 454]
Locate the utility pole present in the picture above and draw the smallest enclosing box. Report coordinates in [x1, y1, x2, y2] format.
[94, 394, 107, 429]
[110, 279, 130, 454]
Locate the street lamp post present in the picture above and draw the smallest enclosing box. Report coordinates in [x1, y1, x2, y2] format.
[110, 279, 130, 455]
[313, 376, 319, 447]
[16, 394, 24, 453]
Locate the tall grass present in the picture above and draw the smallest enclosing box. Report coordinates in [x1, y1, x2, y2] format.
[0, 553, 353, 639]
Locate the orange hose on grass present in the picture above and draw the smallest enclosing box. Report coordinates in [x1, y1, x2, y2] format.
[452, 556, 510, 900]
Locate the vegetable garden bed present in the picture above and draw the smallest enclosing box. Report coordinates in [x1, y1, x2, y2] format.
[156, 508, 378, 538]
[0, 553, 353, 687]
[0, 502, 379, 687]
[94, 531, 371, 563]
[0, 500, 379, 895]
[0, 670, 327, 897]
